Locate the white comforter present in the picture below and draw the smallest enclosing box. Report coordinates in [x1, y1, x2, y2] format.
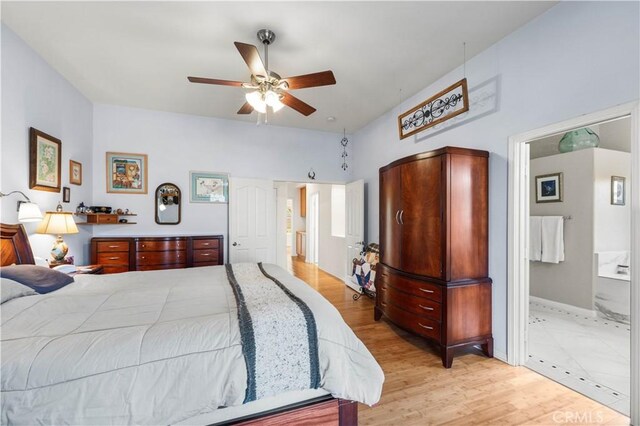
[1, 264, 384, 425]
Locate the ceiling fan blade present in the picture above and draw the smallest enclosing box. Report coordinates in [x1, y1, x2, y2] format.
[281, 71, 336, 90]
[237, 102, 254, 115]
[281, 92, 316, 116]
[187, 76, 244, 87]
[234, 42, 267, 78]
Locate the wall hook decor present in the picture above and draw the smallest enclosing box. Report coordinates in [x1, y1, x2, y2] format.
[340, 128, 349, 171]
[308, 168, 316, 180]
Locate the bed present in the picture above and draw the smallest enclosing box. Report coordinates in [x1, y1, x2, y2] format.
[1, 224, 384, 425]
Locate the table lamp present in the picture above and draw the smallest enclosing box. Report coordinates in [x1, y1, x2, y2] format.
[36, 203, 79, 264]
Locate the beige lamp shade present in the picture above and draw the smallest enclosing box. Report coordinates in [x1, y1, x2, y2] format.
[36, 211, 79, 235]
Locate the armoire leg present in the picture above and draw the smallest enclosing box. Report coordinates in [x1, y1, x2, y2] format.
[481, 337, 494, 358]
[374, 306, 382, 321]
[441, 346, 453, 368]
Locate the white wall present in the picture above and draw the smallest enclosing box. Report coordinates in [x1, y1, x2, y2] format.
[92, 104, 347, 259]
[1, 25, 93, 264]
[594, 149, 631, 252]
[352, 2, 639, 357]
[530, 149, 595, 310]
[306, 183, 346, 280]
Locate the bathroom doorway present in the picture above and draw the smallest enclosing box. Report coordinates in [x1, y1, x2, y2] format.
[526, 117, 631, 415]
[507, 102, 640, 424]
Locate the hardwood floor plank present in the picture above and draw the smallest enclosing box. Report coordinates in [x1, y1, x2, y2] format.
[289, 256, 630, 425]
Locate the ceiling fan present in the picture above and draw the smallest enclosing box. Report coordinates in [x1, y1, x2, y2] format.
[188, 29, 336, 117]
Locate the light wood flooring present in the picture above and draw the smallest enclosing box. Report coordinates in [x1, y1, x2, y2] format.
[289, 257, 630, 426]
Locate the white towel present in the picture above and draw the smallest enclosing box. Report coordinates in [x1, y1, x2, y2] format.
[541, 216, 564, 263]
[529, 216, 542, 261]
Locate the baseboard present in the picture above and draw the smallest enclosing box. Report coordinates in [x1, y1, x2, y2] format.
[493, 350, 508, 364]
[529, 295, 596, 318]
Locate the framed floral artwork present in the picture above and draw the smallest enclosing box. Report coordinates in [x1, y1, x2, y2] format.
[189, 171, 229, 203]
[70, 160, 82, 185]
[29, 127, 61, 192]
[106, 152, 148, 194]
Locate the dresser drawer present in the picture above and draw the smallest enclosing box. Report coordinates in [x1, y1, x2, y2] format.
[193, 249, 219, 263]
[96, 241, 130, 252]
[102, 265, 129, 274]
[193, 239, 219, 250]
[379, 267, 442, 303]
[136, 239, 186, 252]
[136, 264, 186, 271]
[136, 250, 186, 266]
[384, 304, 441, 341]
[378, 282, 441, 321]
[97, 253, 129, 265]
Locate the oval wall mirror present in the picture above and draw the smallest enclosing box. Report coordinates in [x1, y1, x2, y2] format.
[155, 183, 181, 225]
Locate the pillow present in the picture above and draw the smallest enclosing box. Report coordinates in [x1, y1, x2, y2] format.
[0, 265, 74, 294]
[1, 278, 37, 303]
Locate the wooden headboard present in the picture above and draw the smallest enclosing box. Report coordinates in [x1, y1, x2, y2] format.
[1, 223, 35, 267]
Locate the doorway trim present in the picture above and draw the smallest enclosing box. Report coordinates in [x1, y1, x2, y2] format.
[507, 101, 639, 423]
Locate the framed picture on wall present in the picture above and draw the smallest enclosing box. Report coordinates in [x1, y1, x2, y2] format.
[106, 152, 148, 194]
[29, 127, 61, 192]
[611, 176, 625, 206]
[69, 160, 82, 185]
[189, 171, 229, 203]
[535, 172, 563, 203]
[62, 187, 71, 203]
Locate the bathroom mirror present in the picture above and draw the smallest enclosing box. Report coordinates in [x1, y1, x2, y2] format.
[155, 183, 181, 225]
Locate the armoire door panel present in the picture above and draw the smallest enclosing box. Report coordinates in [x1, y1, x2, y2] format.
[400, 157, 443, 278]
[380, 166, 402, 270]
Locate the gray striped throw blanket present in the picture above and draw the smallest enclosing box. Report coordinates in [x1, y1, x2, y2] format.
[225, 263, 320, 403]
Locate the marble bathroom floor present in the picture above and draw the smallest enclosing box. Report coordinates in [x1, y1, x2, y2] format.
[527, 299, 631, 416]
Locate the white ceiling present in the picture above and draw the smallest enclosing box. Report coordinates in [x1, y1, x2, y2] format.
[1, 1, 556, 133]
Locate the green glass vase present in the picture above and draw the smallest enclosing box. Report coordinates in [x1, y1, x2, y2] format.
[558, 127, 600, 153]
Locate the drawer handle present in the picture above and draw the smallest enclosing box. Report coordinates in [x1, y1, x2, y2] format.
[419, 288, 435, 294]
[142, 244, 146, 248]
[201, 253, 210, 256]
[141, 256, 146, 259]
[108, 257, 120, 260]
[108, 245, 119, 248]
[419, 304, 434, 311]
[418, 322, 434, 330]
[202, 243, 210, 246]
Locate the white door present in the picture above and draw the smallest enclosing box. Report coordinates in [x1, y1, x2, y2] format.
[307, 192, 319, 264]
[345, 179, 365, 290]
[229, 177, 275, 264]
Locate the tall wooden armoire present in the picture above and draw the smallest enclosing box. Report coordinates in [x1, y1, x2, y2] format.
[375, 146, 493, 368]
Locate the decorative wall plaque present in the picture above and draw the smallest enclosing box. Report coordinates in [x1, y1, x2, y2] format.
[398, 78, 469, 140]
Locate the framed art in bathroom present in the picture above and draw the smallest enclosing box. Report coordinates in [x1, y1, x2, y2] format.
[535, 172, 563, 203]
[611, 176, 625, 206]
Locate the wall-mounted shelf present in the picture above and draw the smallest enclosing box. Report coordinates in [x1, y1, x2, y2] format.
[74, 213, 137, 225]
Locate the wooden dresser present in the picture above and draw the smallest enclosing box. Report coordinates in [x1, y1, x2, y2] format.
[91, 235, 223, 274]
[375, 146, 492, 368]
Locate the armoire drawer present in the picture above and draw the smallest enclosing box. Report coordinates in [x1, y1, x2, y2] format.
[136, 250, 186, 266]
[378, 282, 441, 321]
[136, 239, 186, 252]
[102, 265, 129, 274]
[378, 267, 442, 303]
[384, 304, 441, 341]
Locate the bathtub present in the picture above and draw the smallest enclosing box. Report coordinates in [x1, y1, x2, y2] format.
[594, 251, 630, 324]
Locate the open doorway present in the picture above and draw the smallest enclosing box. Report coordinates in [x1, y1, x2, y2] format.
[507, 102, 639, 424]
[526, 117, 631, 415]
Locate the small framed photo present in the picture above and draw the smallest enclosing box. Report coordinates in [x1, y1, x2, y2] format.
[63, 187, 71, 203]
[106, 152, 148, 194]
[70, 160, 82, 185]
[611, 176, 625, 206]
[535, 172, 563, 203]
[190, 171, 229, 203]
[29, 127, 61, 192]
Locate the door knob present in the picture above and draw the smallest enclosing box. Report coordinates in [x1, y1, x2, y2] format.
[232, 242, 240, 246]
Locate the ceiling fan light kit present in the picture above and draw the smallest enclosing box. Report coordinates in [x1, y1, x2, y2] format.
[188, 29, 336, 117]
